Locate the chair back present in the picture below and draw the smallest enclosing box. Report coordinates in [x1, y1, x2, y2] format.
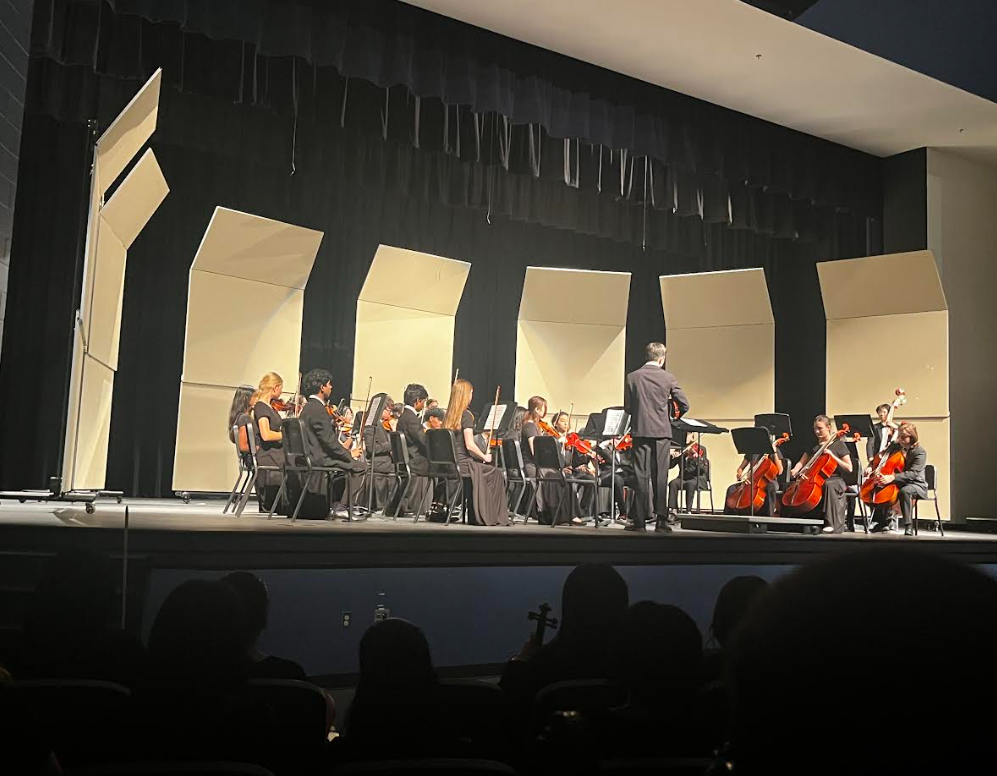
[280, 417, 309, 467]
[427, 429, 462, 477]
[533, 435, 566, 471]
[925, 463, 937, 491]
[233, 415, 251, 456]
[842, 441, 861, 486]
[390, 431, 411, 470]
[243, 679, 330, 746]
[530, 678, 627, 734]
[502, 438, 526, 481]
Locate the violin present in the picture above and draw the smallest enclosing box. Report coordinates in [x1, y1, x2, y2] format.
[726, 433, 789, 512]
[272, 397, 300, 416]
[537, 419, 558, 436]
[527, 602, 558, 645]
[382, 418, 393, 431]
[615, 433, 633, 451]
[565, 432, 594, 457]
[671, 440, 704, 459]
[781, 427, 848, 516]
[861, 388, 908, 506]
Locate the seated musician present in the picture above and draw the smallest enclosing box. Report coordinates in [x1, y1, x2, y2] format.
[295, 369, 365, 519]
[723, 434, 784, 517]
[668, 432, 711, 512]
[250, 372, 285, 512]
[362, 396, 395, 511]
[505, 406, 528, 440]
[423, 407, 445, 430]
[552, 411, 571, 444]
[569, 435, 624, 526]
[425, 398, 440, 411]
[867, 402, 898, 463]
[789, 415, 852, 534]
[441, 379, 510, 526]
[869, 422, 927, 536]
[396, 383, 432, 515]
[520, 396, 550, 477]
[227, 384, 254, 453]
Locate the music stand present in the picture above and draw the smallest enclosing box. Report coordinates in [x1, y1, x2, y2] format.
[732, 426, 776, 520]
[673, 417, 729, 513]
[834, 414, 874, 442]
[577, 412, 601, 439]
[754, 413, 792, 438]
[475, 400, 517, 466]
[593, 407, 630, 525]
[363, 393, 390, 516]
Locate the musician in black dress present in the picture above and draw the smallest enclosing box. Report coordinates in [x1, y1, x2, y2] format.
[869, 422, 928, 536]
[442, 379, 510, 526]
[396, 383, 432, 516]
[520, 395, 569, 524]
[362, 396, 395, 511]
[295, 369, 365, 518]
[667, 432, 710, 511]
[789, 415, 852, 534]
[623, 342, 690, 533]
[250, 372, 284, 512]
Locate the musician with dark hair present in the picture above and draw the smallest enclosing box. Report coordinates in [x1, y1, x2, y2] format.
[788, 415, 852, 534]
[869, 422, 927, 536]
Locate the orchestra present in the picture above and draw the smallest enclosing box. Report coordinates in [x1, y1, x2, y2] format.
[232, 348, 928, 536]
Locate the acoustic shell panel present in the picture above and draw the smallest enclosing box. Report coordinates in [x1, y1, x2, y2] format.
[516, 267, 630, 421]
[660, 269, 775, 508]
[65, 356, 116, 491]
[819, 251, 950, 518]
[95, 69, 162, 197]
[173, 207, 323, 493]
[353, 245, 470, 404]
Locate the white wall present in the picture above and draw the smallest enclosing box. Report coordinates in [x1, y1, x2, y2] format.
[927, 149, 997, 520]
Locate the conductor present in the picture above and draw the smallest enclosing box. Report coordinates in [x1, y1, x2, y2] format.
[623, 342, 690, 533]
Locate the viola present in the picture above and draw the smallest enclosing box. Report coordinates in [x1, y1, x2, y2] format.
[781, 427, 847, 516]
[726, 433, 789, 512]
[668, 396, 683, 421]
[860, 388, 908, 506]
[272, 397, 299, 415]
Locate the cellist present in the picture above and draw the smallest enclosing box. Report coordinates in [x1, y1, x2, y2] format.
[723, 433, 784, 517]
[869, 422, 927, 536]
[789, 415, 852, 534]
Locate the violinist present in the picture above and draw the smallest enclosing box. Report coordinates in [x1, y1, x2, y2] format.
[294, 369, 366, 519]
[867, 403, 899, 462]
[553, 411, 571, 442]
[423, 407, 445, 431]
[520, 396, 552, 474]
[723, 433, 784, 517]
[250, 372, 285, 512]
[227, 384, 254, 455]
[396, 383, 432, 515]
[442, 379, 510, 526]
[362, 396, 395, 510]
[667, 432, 710, 511]
[869, 422, 927, 536]
[789, 415, 852, 534]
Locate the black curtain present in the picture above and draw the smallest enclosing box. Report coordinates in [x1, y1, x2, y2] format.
[0, 0, 879, 492]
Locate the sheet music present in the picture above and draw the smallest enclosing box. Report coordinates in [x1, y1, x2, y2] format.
[482, 403, 507, 429]
[364, 403, 379, 426]
[603, 409, 625, 436]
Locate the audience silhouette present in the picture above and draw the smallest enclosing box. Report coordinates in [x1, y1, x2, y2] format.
[701, 574, 769, 684]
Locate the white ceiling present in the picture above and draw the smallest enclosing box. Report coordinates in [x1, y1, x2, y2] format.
[401, 0, 997, 162]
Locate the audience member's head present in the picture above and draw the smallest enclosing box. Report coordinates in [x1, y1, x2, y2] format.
[728, 549, 997, 775]
[221, 571, 269, 648]
[618, 602, 702, 707]
[147, 579, 247, 692]
[558, 564, 629, 646]
[25, 549, 118, 637]
[711, 575, 769, 648]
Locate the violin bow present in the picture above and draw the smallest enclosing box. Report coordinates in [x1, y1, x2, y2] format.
[487, 385, 501, 455]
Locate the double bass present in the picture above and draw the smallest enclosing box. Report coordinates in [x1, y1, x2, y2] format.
[726, 433, 790, 512]
[860, 389, 908, 506]
[781, 426, 848, 516]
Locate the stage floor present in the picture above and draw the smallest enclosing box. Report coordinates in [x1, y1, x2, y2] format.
[0, 497, 992, 570]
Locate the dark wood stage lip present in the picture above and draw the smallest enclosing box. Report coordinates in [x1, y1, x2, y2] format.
[0, 498, 992, 571]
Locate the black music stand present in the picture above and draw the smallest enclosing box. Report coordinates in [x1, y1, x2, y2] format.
[363, 393, 390, 516]
[475, 400, 517, 465]
[673, 417, 729, 513]
[732, 426, 776, 520]
[834, 414, 874, 443]
[592, 407, 630, 525]
[754, 413, 792, 439]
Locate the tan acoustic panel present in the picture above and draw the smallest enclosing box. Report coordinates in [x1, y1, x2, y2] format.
[61, 325, 86, 489]
[665, 324, 775, 421]
[173, 382, 244, 494]
[95, 68, 162, 196]
[817, 250, 947, 319]
[67, 355, 116, 491]
[83, 218, 127, 371]
[99, 149, 169, 249]
[354, 301, 456, 404]
[358, 245, 471, 317]
[191, 207, 324, 290]
[78, 170, 103, 346]
[908, 418, 950, 521]
[826, 311, 949, 419]
[660, 268, 773, 329]
[182, 270, 304, 388]
[516, 320, 626, 418]
[519, 267, 631, 327]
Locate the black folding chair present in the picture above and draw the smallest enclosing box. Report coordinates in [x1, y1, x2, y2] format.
[426, 428, 467, 525]
[533, 436, 599, 528]
[274, 418, 354, 522]
[913, 463, 944, 536]
[385, 431, 412, 520]
[501, 438, 534, 522]
[236, 424, 282, 518]
[223, 418, 253, 515]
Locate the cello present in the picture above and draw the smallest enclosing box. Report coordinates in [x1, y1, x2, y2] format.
[726, 433, 790, 512]
[860, 389, 908, 506]
[781, 426, 848, 516]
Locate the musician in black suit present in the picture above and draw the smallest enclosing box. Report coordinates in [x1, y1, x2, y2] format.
[866, 403, 898, 462]
[395, 383, 432, 516]
[623, 342, 690, 533]
[297, 369, 365, 518]
[869, 422, 928, 536]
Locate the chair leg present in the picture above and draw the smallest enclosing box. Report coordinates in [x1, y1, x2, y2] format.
[444, 479, 462, 526]
[858, 497, 870, 535]
[290, 471, 310, 523]
[223, 469, 245, 514]
[230, 469, 252, 514]
[235, 471, 257, 517]
[268, 474, 287, 520]
[344, 474, 354, 522]
[913, 499, 918, 536]
[935, 497, 944, 536]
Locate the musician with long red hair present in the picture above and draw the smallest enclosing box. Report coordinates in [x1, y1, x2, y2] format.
[442, 379, 510, 526]
[789, 415, 852, 534]
[869, 422, 927, 536]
